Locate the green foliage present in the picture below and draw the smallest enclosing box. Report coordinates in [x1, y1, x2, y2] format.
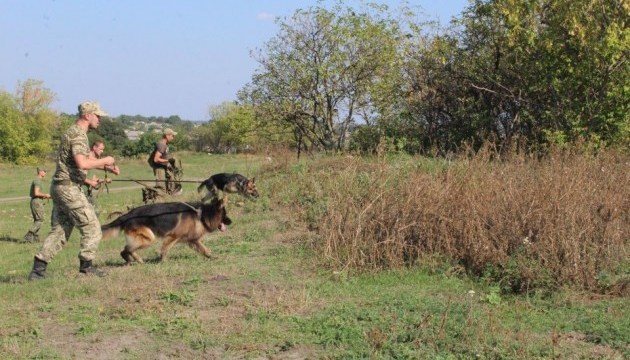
[90, 118, 129, 156]
[125, 131, 161, 158]
[241, 3, 402, 153]
[0, 81, 57, 164]
[347, 125, 381, 154]
[396, 0, 630, 152]
[159, 290, 194, 307]
[239, 0, 628, 155]
[192, 102, 257, 153]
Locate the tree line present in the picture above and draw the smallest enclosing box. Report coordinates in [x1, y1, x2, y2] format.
[240, 0, 628, 155]
[1, 0, 627, 164]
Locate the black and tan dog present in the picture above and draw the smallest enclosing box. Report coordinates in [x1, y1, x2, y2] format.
[197, 173, 259, 204]
[101, 198, 231, 264]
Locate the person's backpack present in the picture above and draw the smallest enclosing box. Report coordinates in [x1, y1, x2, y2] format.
[147, 150, 156, 167]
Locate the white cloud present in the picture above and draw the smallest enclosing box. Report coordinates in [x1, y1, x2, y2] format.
[256, 12, 274, 21]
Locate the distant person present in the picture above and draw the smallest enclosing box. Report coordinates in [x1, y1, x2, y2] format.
[23, 167, 51, 243]
[28, 101, 121, 281]
[83, 140, 120, 217]
[148, 128, 177, 191]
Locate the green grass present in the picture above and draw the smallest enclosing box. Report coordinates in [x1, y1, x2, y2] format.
[0, 153, 628, 359]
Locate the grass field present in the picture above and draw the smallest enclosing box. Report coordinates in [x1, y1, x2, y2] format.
[0, 153, 627, 359]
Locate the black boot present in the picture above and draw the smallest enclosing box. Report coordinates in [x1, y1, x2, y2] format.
[23, 231, 36, 243]
[28, 257, 47, 281]
[79, 259, 106, 277]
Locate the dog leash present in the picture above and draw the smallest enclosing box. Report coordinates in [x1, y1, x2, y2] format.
[110, 179, 205, 183]
[177, 201, 203, 218]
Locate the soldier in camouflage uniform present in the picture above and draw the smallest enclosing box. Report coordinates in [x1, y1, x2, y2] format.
[83, 140, 118, 217]
[28, 101, 121, 280]
[23, 167, 52, 243]
[149, 128, 177, 192]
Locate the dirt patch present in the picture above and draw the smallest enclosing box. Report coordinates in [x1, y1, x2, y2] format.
[40, 321, 146, 359]
[555, 331, 625, 359]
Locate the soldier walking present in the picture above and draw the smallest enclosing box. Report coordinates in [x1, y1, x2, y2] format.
[28, 101, 120, 280]
[23, 167, 51, 243]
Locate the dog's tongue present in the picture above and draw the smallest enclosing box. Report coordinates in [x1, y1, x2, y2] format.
[219, 223, 226, 232]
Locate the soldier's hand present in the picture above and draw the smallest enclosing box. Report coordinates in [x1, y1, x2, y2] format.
[103, 156, 116, 167]
[86, 178, 100, 188]
[108, 165, 121, 175]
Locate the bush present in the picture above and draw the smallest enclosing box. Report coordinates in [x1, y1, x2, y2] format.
[267, 147, 629, 294]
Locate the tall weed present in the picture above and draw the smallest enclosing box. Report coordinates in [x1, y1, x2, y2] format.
[267, 148, 629, 293]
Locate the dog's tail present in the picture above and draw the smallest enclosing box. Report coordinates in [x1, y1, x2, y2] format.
[197, 178, 212, 193]
[101, 221, 122, 241]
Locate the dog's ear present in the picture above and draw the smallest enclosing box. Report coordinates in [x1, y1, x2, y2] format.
[251, 177, 256, 183]
[217, 198, 225, 209]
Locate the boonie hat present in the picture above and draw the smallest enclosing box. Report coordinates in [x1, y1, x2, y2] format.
[163, 128, 177, 136]
[78, 101, 108, 117]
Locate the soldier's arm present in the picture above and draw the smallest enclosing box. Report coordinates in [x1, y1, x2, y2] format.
[153, 150, 169, 166]
[105, 164, 121, 175]
[33, 185, 51, 199]
[84, 175, 100, 188]
[74, 153, 115, 171]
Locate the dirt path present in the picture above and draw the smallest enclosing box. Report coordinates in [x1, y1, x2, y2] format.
[0, 185, 142, 204]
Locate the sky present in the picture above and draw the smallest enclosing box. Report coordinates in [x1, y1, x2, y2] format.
[0, 0, 468, 121]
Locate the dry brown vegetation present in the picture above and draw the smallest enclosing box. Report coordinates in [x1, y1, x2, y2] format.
[265, 146, 629, 294]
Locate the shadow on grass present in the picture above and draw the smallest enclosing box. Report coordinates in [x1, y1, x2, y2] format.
[102, 255, 166, 267]
[0, 235, 23, 243]
[0, 274, 27, 284]
[102, 252, 214, 267]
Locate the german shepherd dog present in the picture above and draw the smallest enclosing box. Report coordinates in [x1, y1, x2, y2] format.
[197, 173, 259, 204]
[101, 198, 231, 264]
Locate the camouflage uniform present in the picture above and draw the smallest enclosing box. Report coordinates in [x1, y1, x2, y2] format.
[150, 140, 171, 189]
[35, 124, 102, 263]
[83, 180, 101, 217]
[23, 177, 46, 242]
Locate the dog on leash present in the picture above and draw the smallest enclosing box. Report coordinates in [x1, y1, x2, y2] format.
[101, 198, 231, 264]
[197, 173, 259, 204]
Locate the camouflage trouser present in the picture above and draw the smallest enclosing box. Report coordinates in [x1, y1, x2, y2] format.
[153, 166, 175, 192]
[86, 191, 101, 218]
[24, 198, 45, 242]
[35, 183, 102, 263]
[153, 167, 166, 188]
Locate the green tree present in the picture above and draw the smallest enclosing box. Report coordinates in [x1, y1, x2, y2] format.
[395, 0, 628, 153]
[0, 80, 57, 163]
[16, 79, 56, 115]
[91, 118, 130, 155]
[455, 0, 628, 148]
[241, 3, 401, 156]
[135, 131, 162, 157]
[191, 102, 259, 153]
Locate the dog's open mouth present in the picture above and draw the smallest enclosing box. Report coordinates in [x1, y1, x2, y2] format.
[219, 222, 227, 232]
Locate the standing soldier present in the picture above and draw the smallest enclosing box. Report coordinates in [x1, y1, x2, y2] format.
[23, 167, 52, 243]
[28, 101, 120, 280]
[148, 128, 177, 192]
[83, 140, 119, 217]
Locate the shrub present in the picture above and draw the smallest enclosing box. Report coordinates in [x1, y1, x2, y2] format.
[268, 147, 629, 293]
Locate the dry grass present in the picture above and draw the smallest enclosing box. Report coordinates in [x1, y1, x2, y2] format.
[266, 147, 629, 294]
